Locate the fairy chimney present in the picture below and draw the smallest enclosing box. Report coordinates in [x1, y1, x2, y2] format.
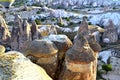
[59, 34, 95, 80]
[10, 26, 20, 50]
[31, 21, 42, 40]
[103, 20, 118, 43]
[74, 17, 89, 43]
[24, 40, 58, 79]
[18, 19, 31, 51]
[0, 15, 11, 45]
[14, 14, 23, 34]
[77, 17, 89, 38]
[88, 35, 101, 80]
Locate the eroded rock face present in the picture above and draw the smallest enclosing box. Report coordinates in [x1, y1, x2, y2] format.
[59, 34, 95, 80]
[19, 19, 31, 51]
[0, 45, 5, 54]
[24, 40, 58, 79]
[88, 35, 101, 52]
[0, 15, 11, 45]
[38, 25, 57, 37]
[103, 20, 118, 43]
[0, 51, 52, 80]
[31, 21, 42, 40]
[43, 34, 72, 59]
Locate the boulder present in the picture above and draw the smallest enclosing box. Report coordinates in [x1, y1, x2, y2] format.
[24, 40, 58, 57]
[43, 34, 73, 59]
[0, 51, 52, 80]
[24, 40, 58, 79]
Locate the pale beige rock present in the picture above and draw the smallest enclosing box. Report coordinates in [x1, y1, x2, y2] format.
[0, 51, 52, 80]
[0, 15, 11, 45]
[0, 45, 5, 54]
[24, 40, 58, 79]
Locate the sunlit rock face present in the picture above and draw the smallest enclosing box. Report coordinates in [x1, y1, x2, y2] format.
[23, 40, 58, 79]
[59, 34, 95, 80]
[43, 34, 73, 59]
[103, 20, 118, 43]
[0, 45, 5, 54]
[0, 51, 52, 80]
[0, 15, 11, 46]
[38, 25, 57, 37]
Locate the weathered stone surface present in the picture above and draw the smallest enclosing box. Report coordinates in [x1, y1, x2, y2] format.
[38, 25, 57, 37]
[59, 34, 95, 80]
[103, 20, 118, 43]
[0, 15, 11, 45]
[19, 19, 31, 51]
[36, 55, 58, 79]
[24, 40, 58, 57]
[43, 34, 73, 59]
[0, 45, 5, 54]
[10, 27, 20, 50]
[89, 35, 101, 52]
[77, 17, 89, 39]
[0, 51, 52, 80]
[11, 14, 22, 51]
[59, 65, 93, 80]
[24, 39, 58, 79]
[31, 21, 42, 40]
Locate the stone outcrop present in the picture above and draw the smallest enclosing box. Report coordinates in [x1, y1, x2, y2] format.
[11, 15, 31, 51]
[103, 20, 118, 43]
[59, 34, 95, 80]
[38, 25, 57, 37]
[88, 35, 101, 80]
[24, 40, 58, 79]
[0, 15, 11, 45]
[0, 45, 5, 54]
[43, 34, 73, 79]
[31, 21, 42, 40]
[11, 14, 22, 51]
[43, 34, 72, 59]
[0, 51, 52, 80]
[59, 17, 101, 80]
[19, 19, 31, 51]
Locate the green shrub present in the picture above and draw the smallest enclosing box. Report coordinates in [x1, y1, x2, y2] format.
[51, 18, 56, 21]
[41, 18, 45, 22]
[113, 7, 116, 10]
[36, 11, 41, 14]
[64, 17, 70, 21]
[102, 64, 112, 72]
[57, 22, 64, 27]
[88, 22, 92, 25]
[35, 19, 41, 25]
